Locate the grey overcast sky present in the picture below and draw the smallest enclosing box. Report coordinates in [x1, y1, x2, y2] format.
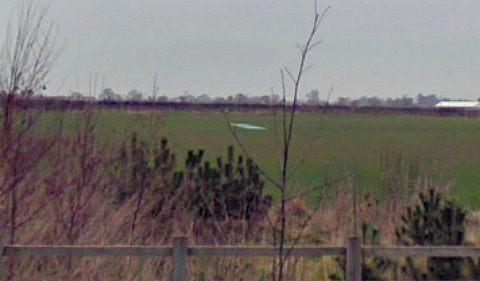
[1, 1, 480, 100]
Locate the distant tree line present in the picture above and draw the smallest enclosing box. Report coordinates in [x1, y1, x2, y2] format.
[333, 93, 439, 108]
[65, 88, 445, 108]
[72, 88, 282, 105]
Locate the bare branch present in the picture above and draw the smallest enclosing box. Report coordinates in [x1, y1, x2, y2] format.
[271, 86, 283, 173]
[286, 5, 330, 149]
[326, 85, 334, 105]
[280, 69, 288, 171]
[296, 43, 304, 54]
[300, 65, 312, 75]
[0, 0, 60, 94]
[283, 187, 327, 263]
[222, 112, 282, 189]
[308, 39, 323, 51]
[286, 133, 320, 178]
[286, 175, 344, 203]
[283, 67, 296, 84]
[152, 74, 159, 100]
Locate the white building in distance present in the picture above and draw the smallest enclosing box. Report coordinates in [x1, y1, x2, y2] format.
[435, 101, 480, 109]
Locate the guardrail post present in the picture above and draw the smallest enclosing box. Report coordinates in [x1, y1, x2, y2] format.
[172, 236, 188, 281]
[347, 236, 362, 281]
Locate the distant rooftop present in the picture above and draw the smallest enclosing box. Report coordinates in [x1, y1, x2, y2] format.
[435, 101, 480, 108]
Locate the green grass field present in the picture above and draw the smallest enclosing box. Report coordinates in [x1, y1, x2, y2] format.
[46, 109, 480, 207]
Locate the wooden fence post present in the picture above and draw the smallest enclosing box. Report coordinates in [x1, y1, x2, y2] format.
[0, 243, 3, 280]
[172, 236, 188, 281]
[346, 236, 362, 281]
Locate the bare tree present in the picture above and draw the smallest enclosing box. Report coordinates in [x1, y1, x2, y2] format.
[306, 89, 320, 105]
[0, 1, 60, 279]
[276, 6, 329, 281]
[127, 89, 143, 101]
[0, 0, 58, 94]
[224, 2, 330, 281]
[151, 74, 160, 101]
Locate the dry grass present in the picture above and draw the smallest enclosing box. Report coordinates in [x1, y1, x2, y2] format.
[3, 176, 480, 280]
